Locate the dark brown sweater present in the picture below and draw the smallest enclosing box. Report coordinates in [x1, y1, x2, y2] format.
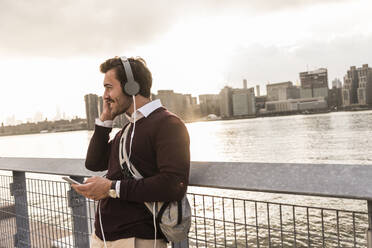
[85, 107, 190, 241]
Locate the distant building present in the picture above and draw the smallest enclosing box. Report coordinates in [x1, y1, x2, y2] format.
[256, 85, 261, 97]
[255, 95, 266, 112]
[154, 90, 198, 121]
[342, 66, 359, 106]
[342, 64, 372, 106]
[84, 94, 99, 130]
[299, 68, 329, 100]
[328, 87, 343, 109]
[266, 81, 299, 101]
[356, 64, 372, 105]
[199, 94, 220, 116]
[219, 86, 233, 118]
[264, 97, 327, 113]
[332, 78, 342, 88]
[243, 79, 247, 89]
[232, 88, 256, 116]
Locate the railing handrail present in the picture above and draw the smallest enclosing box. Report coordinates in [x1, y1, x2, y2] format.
[1, 157, 372, 200]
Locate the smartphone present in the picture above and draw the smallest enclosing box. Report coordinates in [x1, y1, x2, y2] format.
[62, 176, 82, 185]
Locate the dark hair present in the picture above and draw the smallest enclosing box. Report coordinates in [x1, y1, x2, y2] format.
[100, 56, 152, 98]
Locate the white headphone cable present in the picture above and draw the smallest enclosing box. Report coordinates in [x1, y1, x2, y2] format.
[98, 200, 108, 248]
[153, 203, 157, 248]
[127, 95, 137, 176]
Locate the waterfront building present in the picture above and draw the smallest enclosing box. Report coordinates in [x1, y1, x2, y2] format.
[219, 86, 233, 118]
[256, 85, 261, 97]
[263, 97, 327, 113]
[266, 81, 300, 102]
[356, 64, 372, 105]
[243, 79, 247, 89]
[342, 66, 359, 106]
[84, 94, 99, 130]
[328, 87, 343, 109]
[332, 78, 342, 88]
[199, 94, 220, 117]
[154, 90, 198, 121]
[232, 88, 256, 116]
[255, 95, 266, 112]
[299, 68, 329, 100]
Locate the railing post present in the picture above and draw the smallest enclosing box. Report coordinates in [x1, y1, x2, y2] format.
[172, 238, 189, 248]
[68, 176, 90, 248]
[10, 171, 31, 248]
[367, 200, 372, 248]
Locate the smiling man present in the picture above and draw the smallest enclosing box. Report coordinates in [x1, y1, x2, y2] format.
[72, 56, 190, 248]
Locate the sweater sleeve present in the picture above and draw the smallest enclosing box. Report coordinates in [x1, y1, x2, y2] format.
[120, 116, 190, 202]
[85, 124, 113, 172]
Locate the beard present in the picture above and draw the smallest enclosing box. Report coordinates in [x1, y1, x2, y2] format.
[109, 95, 132, 117]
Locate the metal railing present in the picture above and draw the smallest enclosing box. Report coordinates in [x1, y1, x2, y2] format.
[0, 158, 372, 247]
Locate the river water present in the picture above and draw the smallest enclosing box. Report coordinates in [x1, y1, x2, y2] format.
[1, 110, 371, 247]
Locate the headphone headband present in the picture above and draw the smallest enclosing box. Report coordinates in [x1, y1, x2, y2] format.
[120, 56, 140, 96]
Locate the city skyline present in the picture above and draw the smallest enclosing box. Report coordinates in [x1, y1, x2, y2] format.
[0, 0, 371, 123]
[2, 62, 371, 126]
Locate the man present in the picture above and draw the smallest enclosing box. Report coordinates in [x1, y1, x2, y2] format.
[73, 56, 190, 248]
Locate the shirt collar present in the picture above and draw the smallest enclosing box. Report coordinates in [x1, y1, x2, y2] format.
[125, 99, 162, 123]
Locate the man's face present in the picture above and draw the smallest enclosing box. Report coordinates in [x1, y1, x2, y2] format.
[103, 69, 131, 117]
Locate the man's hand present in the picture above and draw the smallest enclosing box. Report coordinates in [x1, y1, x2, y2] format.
[71, 176, 112, 201]
[100, 98, 115, 121]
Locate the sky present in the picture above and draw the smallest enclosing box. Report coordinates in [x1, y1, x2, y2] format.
[0, 0, 371, 124]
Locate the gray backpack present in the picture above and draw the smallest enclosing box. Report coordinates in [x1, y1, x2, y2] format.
[119, 123, 191, 242]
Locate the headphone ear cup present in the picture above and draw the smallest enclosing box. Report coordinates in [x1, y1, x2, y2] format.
[124, 80, 140, 96]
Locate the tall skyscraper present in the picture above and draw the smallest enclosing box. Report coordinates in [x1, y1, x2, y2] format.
[219, 86, 233, 118]
[199, 94, 220, 116]
[342, 66, 359, 106]
[341, 64, 372, 106]
[266, 81, 299, 101]
[232, 87, 256, 116]
[299, 68, 329, 99]
[84, 94, 99, 130]
[356, 64, 372, 105]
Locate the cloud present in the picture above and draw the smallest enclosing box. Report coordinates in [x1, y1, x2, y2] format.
[0, 0, 352, 57]
[224, 33, 372, 91]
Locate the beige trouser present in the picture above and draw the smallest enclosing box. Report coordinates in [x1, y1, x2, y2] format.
[91, 233, 167, 248]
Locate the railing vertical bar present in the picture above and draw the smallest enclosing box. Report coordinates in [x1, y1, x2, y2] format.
[280, 204, 283, 248]
[49, 181, 55, 245]
[202, 195, 207, 246]
[293, 206, 296, 248]
[267, 203, 271, 247]
[212, 196, 217, 248]
[193, 194, 198, 247]
[336, 210, 340, 247]
[233, 199, 237, 247]
[353, 212, 356, 248]
[321, 209, 325, 247]
[222, 197, 227, 248]
[45, 179, 52, 246]
[307, 207, 310, 248]
[243, 200, 248, 248]
[70, 176, 89, 248]
[255, 202, 260, 248]
[12, 171, 31, 248]
[56, 182, 63, 247]
[42, 178, 48, 247]
[38, 178, 43, 246]
[62, 181, 69, 246]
